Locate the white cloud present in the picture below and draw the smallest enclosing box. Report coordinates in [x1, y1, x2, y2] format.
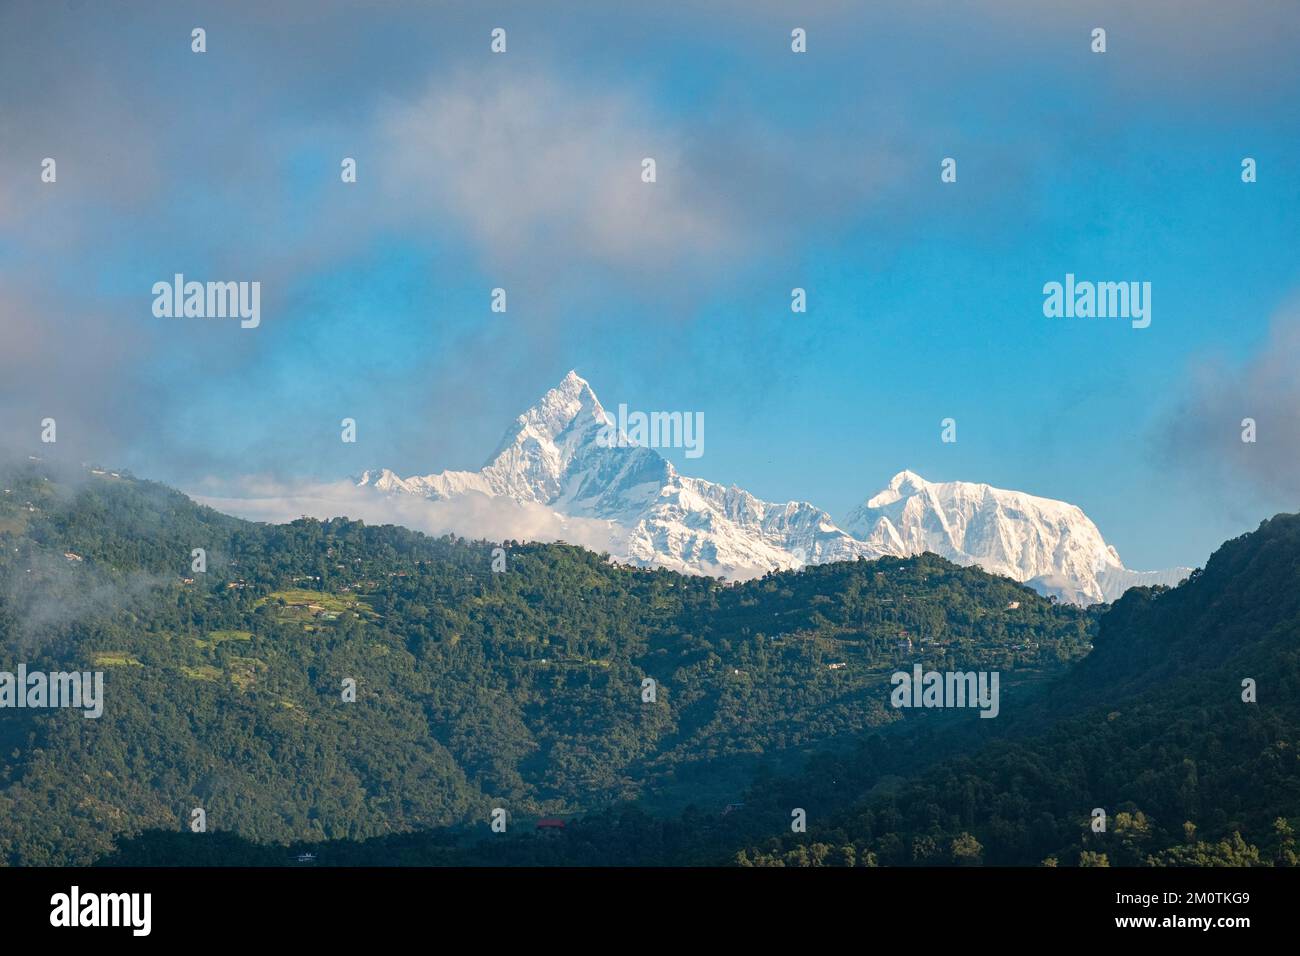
[191, 477, 625, 554]
[375, 71, 740, 271]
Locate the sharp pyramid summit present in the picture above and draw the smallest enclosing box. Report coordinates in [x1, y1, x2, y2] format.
[357, 372, 1190, 602]
[358, 371, 871, 577]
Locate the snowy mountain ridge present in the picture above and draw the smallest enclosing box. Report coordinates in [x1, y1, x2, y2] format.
[356, 371, 1190, 604]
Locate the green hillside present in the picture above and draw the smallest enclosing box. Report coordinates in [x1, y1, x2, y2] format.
[101, 508, 1300, 868]
[733, 513, 1300, 867]
[0, 461, 1090, 865]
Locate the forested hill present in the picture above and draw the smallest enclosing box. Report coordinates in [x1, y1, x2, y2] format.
[732, 513, 1300, 867]
[1053, 514, 1300, 708]
[0, 461, 1091, 865]
[101, 512, 1300, 868]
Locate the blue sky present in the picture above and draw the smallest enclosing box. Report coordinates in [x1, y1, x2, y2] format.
[2, 0, 1298, 571]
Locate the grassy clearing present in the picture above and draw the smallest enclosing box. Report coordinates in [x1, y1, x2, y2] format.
[256, 589, 371, 612]
[254, 589, 377, 627]
[194, 630, 253, 649]
[179, 665, 222, 682]
[92, 652, 143, 668]
[226, 657, 267, 690]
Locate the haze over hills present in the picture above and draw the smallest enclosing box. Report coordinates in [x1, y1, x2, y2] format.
[357, 372, 1190, 604]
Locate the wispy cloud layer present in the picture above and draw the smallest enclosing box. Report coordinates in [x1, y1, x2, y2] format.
[192, 477, 623, 554]
[1160, 303, 1300, 503]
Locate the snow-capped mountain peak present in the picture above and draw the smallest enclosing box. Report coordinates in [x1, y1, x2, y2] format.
[488, 370, 609, 459]
[473, 369, 636, 504]
[867, 469, 929, 507]
[844, 471, 1187, 604]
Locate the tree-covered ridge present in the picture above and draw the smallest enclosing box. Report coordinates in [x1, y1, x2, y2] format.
[0, 463, 1090, 865]
[734, 513, 1300, 867]
[99, 511, 1300, 869]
